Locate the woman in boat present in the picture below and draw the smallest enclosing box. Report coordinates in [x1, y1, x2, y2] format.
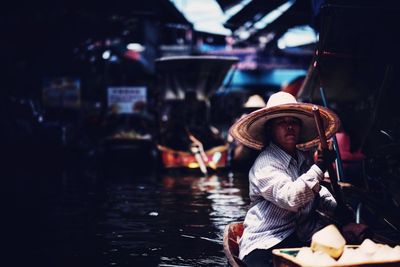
[229, 91, 340, 267]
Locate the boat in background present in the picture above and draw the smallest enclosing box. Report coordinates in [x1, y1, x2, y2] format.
[157, 143, 228, 171]
[155, 56, 238, 174]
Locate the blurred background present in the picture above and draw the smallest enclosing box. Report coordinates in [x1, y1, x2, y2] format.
[2, 0, 400, 266]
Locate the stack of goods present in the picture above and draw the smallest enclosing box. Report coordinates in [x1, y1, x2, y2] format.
[275, 224, 400, 266]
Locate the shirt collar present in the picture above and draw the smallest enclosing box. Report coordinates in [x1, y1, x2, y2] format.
[269, 142, 305, 168]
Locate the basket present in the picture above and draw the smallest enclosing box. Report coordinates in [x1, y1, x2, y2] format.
[272, 246, 400, 267]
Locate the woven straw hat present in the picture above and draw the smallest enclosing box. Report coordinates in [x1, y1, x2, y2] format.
[229, 92, 340, 150]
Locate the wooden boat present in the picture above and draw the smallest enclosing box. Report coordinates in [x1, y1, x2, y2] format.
[155, 56, 238, 173]
[157, 143, 229, 170]
[223, 222, 246, 267]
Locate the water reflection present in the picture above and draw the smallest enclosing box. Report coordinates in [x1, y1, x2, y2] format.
[95, 172, 250, 266]
[10, 163, 250, 267]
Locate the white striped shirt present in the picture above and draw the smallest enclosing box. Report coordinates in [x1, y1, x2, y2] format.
[239, 142, 337, 259]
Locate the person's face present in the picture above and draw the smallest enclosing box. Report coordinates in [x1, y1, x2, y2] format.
[270, 116, 301, 153]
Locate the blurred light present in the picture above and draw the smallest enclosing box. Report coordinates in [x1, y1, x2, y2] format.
[259, 33, 275, 44]
[102, 50, 111, 60]
[277, 41, 286, 49]
[212, 152, 222, 163]
[244, 21, 253, 28]
[234, 0, 295, 40]
[224, 0, 252, 18]
[171, 0, 231, 35]
[277, 25, 318, 48]
[238, 29, 250, 40]
[127, 43, 145, 52]
[253, 0, 295, 30]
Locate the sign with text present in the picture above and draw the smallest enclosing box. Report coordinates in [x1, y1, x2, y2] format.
[107, 86, 147, 114]
[42, 77, 81, 108]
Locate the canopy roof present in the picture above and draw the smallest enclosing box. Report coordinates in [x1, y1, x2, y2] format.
[298, 4, 400, 152]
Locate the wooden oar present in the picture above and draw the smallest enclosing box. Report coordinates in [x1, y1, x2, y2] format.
[319, 87, 344, 181]
[188, 132, 208, 175]
[312, 105, 346, 209]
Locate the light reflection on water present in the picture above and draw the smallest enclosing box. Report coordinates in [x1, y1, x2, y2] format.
[95, 172, 250, 266]
[12, 168, 250, 267]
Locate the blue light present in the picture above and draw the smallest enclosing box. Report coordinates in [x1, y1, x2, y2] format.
[222, 69, 307, 87]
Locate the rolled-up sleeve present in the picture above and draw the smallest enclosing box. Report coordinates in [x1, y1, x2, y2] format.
[318, 186, 337, 212]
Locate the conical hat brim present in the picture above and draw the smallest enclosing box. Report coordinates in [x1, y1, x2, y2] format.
[229, 103, 340, 150]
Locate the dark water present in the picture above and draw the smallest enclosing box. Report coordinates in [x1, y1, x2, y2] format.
[9, 148, 250, 267]
[8, 144, 400, 267]
[94, 172, 249, 267]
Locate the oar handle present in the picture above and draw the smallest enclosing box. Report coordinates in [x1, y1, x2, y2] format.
[312, 105, 328, 149]
[312, 106, 348, 211]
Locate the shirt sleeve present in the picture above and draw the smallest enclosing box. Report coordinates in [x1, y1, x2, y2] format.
[253, 163, 324, 212]
[301, 164, 325, 192]
[318, 185, 337, 213]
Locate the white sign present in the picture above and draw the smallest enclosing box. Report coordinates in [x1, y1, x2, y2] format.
[107, 86, 147, 114]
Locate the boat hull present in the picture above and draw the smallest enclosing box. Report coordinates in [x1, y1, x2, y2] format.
[157, 144, 229, 170]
